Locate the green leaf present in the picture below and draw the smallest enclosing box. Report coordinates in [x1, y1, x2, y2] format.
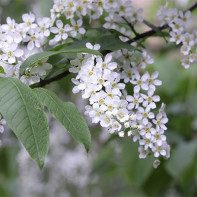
[97, 34, 137, 52]
[0, 66, 5, 74]
[0, 77, 49, 169]
[165, 141, 197, 179]
[122, 140, 154, 187]
[45, 63, 71, 79]
[33, 88, 91, 152]
[20, 48, 102, 75]
[143, 19, 168, 43]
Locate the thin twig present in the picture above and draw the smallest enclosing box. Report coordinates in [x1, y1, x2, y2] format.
[122, 16, 139, 36]
[36, 70, 70, 87]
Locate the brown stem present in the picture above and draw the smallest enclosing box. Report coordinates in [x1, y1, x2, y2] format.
[36, 70, 70, 87]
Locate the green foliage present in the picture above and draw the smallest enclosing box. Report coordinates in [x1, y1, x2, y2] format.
[0, 77, 49, 169]
[97, 34, 137, 51]
[20, 48, 102, 75]
[143, 19, 168, 42]
[0, 66, 5, 74]
[122, 140, 154, 187]
[165, 141, 197, 179]
[33, 88, 91, 152]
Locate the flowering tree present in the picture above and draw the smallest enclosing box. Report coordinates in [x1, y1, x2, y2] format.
[0, 0, 197, 170]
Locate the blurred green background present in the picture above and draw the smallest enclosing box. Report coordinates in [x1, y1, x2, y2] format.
[1, 0, 197, 196]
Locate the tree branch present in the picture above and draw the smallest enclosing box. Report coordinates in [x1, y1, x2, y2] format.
[36, 70, 70, 87]
[127, 2, 197, 44]
[187, 2, 197, 13]
[36, 2, 197, 88]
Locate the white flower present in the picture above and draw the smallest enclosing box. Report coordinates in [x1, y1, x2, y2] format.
[120, 49, 135, 64]
[30, 58, 52, 77]
[104, 0, 119, 10]
[140, 122, 156, 139]
[91, 0, 104, 19]
[139, 137, 153, 150]
[153, 159, 160, 168]
[96, 54, 117, 74]
[70, 19, 86, 37]
[141, 89, 160, 109]
[118, 1, 133, 17]
[180, 45, 191, 55]
[153, 129, 167, 146]
[116, 108, 129, 122]
[140, 50, 154, 69]
[169, 31, 182, 45]
[50, 20, 72, 44]
[181, 58, 190, 69]
[152, 113, 168, 130]
[20, 71, 40, 86]
[89, 90, 107, 105]
[87, 103, 104, 123]
[102, 97, 119, 115]
[15, 23, 28, 41]
[76, 2, 89, 17]
[179, 10, 192, 26]
[131, 72, 149, 93]
[37, 17, 51, 38]
[22, 13, 37, 30]
[126, 93, 143, 110]
[138, 146, 148, 159]
[100, 114, 112, 127]
[103, 14, 118, 29]
[169, 20, 184, 33]
[181, 33, 195, 47]
[137, 106, 154, 125]
[2, 42, 23, 64]
[146, 71, 162, 91]
[166, 8, 178, 22]
[2, 17, 16, 32]
[82, 83, 101, 99]
[118, 131, 125, 137]
[24, 28, 41, 50]
[121, 65, 136, 83]
[189, 53, 197, 63]
[133, 130, 141, 142]
[86, 42, 100, 50]
[128, 8, 143, 23]
[111, 120, 122, 133]
[152, 145, 167, 158]
[156, 2, 169, 22]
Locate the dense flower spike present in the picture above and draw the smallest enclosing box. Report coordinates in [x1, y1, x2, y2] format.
[157, 2, 197, 69]
[69, 41, 170, 167]
[1, 0, 196, 168]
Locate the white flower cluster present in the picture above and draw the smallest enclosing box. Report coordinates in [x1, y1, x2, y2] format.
[157, 2, 197, 69]
[0, 14, 53, 84]
[50, 0, 144, 41]
[70, 42, 170, 167]
[0, 0, 143, 84]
